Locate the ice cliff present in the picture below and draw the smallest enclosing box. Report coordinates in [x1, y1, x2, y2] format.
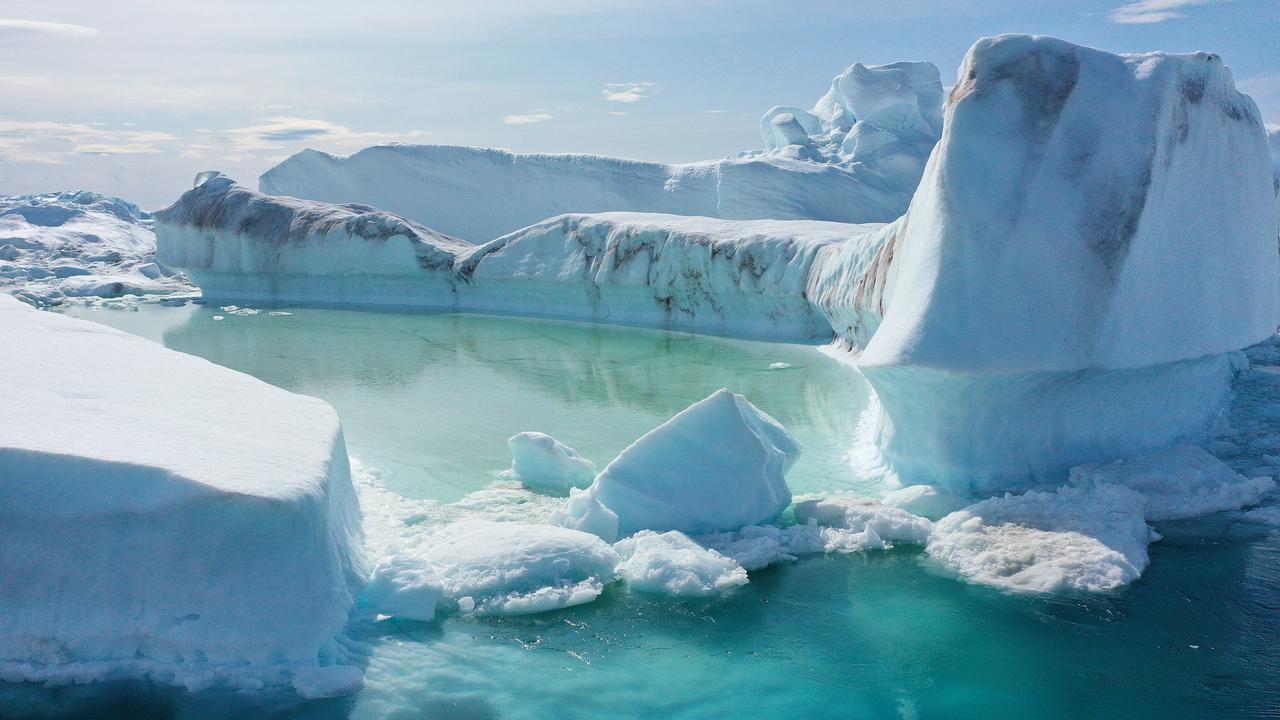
[0, 295, 366, 694]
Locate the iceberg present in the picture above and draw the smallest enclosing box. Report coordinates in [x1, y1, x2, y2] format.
[0, 190, 193, 306]
[505, 431, 597, 492]
[157, 178, 871, 341]
[815, 35, 1280, 489]
[554, 389, 799, 541]
[0, 295, 365, 693]
[258, 60, 942, 242]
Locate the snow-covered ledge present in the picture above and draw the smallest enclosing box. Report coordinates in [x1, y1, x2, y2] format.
[0, 295, 367, 695]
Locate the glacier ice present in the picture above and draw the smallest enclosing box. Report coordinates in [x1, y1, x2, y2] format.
[880, 484, 969, 520]
[0, 294, 365, 691]
[0, 191, 193, 306]
[505, 431, 597, 492]
[362, 556, 444, 622]
[554, 389, 799, 541]
[613, 530, 748, 597]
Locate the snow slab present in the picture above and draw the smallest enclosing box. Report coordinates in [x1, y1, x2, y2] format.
[505, 432, 598, 492]
[0, 295, 366, 692]
[553, 388, 799, 541]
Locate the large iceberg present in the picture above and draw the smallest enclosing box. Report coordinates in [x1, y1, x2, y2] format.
[815, 35, 1280, 489]
[0, 295, 366, 693]
[0, 191, 193, 307]
[257, 60, 943, 241]
[156, 176, 871, 341]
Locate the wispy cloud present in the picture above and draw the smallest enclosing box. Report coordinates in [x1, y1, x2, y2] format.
[0, 120, 176, 163]
[503, 111, 554, 125]
[704, 109, 727, 114]
[210, 117, 429, 161]
[0, 19, 99, 38]
[602, 81, 658, 103]
[1107, 0, 1229, 24]
[0, 75, 49, 87]
[608, 111, 628, 116]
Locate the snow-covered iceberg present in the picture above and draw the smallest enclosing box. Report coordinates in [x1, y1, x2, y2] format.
[554, 389, 799, 541]
[505, 432, 597, 492]
[157, 175, 872, 340]
[0, 191, 193, 306]
[258, 61, 942, 242]
[817, 35, 1280, 489]
[0, 295, 366, 693]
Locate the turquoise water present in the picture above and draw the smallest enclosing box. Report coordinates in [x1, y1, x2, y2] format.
[8, 304, 1280, 719]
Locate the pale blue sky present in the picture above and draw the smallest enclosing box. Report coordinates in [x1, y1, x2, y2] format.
[1, 0, 1276, 208]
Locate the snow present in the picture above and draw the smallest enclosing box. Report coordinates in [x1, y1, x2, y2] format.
[1068, 445, 1274, 521]
[793, 496, 933, 548]
[613, 530, 748, 597]
[0, 190, 193, 306]
[881, 484, 969, 519]
[412, 520, 619, 616]
[554, 389, 799, 541]
[0, 294, 365, 691]
[927, 485, 1154, 594]
[505, 432, 597, 492]
[258, 58, 945, 243]
[362, 556, 444, 622]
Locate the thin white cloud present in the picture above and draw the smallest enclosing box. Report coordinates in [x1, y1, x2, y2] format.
[1107, 0, 1229, 24]
[211, 117, 430, 161]
[503, 111, 553, 125]
[602, 81, 658, 103]
[0, 19, 99, 38]
[0, 120, 176, 163]
[704, 109, 727, 114]
[608, 111, 628, 116]
[0, 75, 49, 86]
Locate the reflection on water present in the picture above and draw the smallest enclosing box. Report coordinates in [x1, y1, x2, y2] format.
[5, 303, 1272, 720]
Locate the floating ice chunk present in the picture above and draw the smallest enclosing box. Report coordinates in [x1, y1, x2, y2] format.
[418, 520, 618, 616]
[268, 310, 293, 316]
[881, 485, 969, 520]
[696, 524, 812, 571]
[794, 496, 933, 549]
[506, 432, 597, 492]
[551, 486, 621, 540]
[927, 485, 1152, 593]
[1068, 445, 1275, 521]
[363, 556, 444, 622]
[613, 530, 748, 597]
[557, 389, 799, 540]
[768, 362, 792, 370]
[1236, 505, 1280, 526]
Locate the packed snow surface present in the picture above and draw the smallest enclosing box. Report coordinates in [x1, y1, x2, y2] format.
[554, 389, 800, 541]
[0, 295, 365, 692]
[505, 432, 597, 492]
[0, 191, 193, 306]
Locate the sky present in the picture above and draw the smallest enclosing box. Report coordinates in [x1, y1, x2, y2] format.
[0, 0, 1277, 208]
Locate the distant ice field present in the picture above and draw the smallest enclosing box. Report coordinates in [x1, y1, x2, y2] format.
[2, 302, 1272, 720]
